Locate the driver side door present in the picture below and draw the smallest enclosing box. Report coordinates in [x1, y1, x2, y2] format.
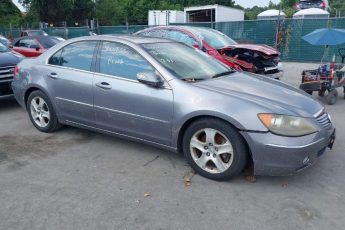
[93, 41, 174, 146]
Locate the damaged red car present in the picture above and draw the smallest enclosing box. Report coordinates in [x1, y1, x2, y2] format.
[135, 26, 283, 79]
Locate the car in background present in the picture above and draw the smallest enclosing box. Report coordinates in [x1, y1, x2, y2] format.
[135, 26, 283, 79]
[0, 42, 24, 97]
[0, 35, 11, 47]
[12, 36, 335, 181]
[11, 35, 65, 57]
[20, 30, 48, 37]
[295, 0, 329, 11]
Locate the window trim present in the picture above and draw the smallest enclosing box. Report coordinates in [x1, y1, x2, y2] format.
[46, 40, 100, 72]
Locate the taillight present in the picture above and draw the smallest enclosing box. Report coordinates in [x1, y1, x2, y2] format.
[14, 65, 19, 77]
[320, 2, 325, 8]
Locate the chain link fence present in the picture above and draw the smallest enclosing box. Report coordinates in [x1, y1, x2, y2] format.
[1, 18, 345, 62]
[172, 18, 345, 63]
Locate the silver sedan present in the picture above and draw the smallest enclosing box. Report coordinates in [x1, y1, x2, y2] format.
[12, 36, 336, 181]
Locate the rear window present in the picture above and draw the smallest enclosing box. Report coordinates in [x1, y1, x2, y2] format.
[37, 37, 61, 48]
[27, 31, 48, 36]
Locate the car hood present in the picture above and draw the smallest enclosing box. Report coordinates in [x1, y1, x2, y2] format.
[0, 51, 24, 66]
[224, 44, 279, 56]
[194, 72, 322, 117]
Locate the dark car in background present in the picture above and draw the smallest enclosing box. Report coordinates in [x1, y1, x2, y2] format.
[0, 42, 24, 97]
[20, 30, 48, 37]
[12, 35, 65, 57]
[135, 26, 283, 79]
[295, 0, 329, 10]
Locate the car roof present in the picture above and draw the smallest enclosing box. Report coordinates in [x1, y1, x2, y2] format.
[14, 35, 59, 41]
[75, 35, 176, 44]
[22, 30, 44, 32]
[136, 25, 219, 37]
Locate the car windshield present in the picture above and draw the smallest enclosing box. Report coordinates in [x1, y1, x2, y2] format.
[142, 42, 234, 81]
[0, 36, 10, 46]
[0, 42, 9, 52]
[191, 27, 237, 49]
[37, 37, 61, 48]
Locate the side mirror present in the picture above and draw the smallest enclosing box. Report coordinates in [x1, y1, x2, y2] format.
[137, 72, 164, 88]
[30, 44, 40, 50]
[9, 44, 13, 49]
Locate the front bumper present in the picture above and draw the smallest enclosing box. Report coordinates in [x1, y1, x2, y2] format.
[263, 62, 284, 79]
[0, 79, 13, 97]
[240, 125, 335, 176]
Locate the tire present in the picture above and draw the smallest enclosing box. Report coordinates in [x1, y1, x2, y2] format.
[27, 90, 61, 132]
[182, 118, 248, 181]
[326, 89, 338, 105]
[318, 89, 326, 97]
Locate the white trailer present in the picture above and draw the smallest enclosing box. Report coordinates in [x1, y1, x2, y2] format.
[184, 4, 244, 23]
[148, 10, 184, 26]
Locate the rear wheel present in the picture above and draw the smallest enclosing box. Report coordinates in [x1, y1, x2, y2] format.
[326, 89, 338, 105]
[182, 118, 248, 181]
[27, 90, 61, 132]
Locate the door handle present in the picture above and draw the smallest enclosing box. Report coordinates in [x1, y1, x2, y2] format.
[96, 82, 112, 90]
[48, 72, 58, 79]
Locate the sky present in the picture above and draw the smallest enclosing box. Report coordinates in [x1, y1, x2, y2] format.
[234, 0, 281, 8]
[12, 0, 281, 13]
[12, 0, 25, 12]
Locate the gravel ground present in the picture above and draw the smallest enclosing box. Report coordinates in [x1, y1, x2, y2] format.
[0, 62, 344, 230]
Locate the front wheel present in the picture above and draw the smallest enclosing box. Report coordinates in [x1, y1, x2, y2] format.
[182, 119, 248, 181]
[27, 90, 61, 132]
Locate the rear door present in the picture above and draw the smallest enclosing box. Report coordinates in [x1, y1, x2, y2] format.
[93, 41, 173, 145]
[44, 40, 99, 126]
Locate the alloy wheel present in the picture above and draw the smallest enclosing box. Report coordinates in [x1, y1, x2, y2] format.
[30, 96, 50, 128]
[190, 128, 234, 174]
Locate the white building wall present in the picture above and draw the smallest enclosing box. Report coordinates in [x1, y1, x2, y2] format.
[148, 10, 184, 26]
[216, 5, 244, 22]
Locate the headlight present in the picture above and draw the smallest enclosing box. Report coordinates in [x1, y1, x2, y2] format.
[258, 114, 319, 137]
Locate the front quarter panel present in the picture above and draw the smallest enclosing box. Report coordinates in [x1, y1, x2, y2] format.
[169, 79, 270, 148]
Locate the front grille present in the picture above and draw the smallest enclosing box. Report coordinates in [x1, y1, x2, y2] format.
[0, 66, 15, 80]
[316, 113, 331, 128]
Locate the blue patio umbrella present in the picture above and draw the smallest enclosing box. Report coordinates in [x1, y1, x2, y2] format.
[302, 28, 345, 46]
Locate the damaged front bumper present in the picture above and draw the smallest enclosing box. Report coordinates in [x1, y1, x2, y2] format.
[263, 62, 284, 79]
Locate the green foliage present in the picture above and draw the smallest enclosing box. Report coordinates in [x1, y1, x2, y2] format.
[5, 0, 345, 27]
[0, 0, 22, 27]
[329, 0, 345, 17]
[20, 0, 95, 24]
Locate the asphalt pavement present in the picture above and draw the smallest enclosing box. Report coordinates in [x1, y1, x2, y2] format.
[0, 62, 344, 230]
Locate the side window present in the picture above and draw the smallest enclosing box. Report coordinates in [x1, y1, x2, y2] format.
[18, 39, 39, 48]
[55, 41, 97, 71]
[48, 50, 63, 66]
[99, 42, 154, 80]
[166, 30, 198, 47]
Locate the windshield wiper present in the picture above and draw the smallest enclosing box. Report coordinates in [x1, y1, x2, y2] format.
[180, 78, 205, 82]
[211, 70, 236, 79]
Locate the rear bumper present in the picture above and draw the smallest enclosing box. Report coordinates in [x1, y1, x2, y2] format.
[240, 125, 335, 176]
[11, 78, 26, 108]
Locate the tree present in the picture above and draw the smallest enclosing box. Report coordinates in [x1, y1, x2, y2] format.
[0, 0, 22, 27]
[19, 0, 95, 24]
